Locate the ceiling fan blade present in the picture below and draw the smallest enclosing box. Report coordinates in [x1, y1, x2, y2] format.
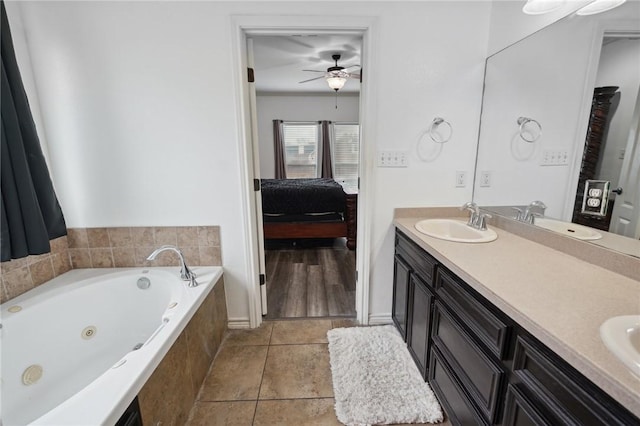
[343, 64, 361, 70]
[349, 73, 361, 79]
[299, 76, 325, 84]
[302, 69, 326, 73]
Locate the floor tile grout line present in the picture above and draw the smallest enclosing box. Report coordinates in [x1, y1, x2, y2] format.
[252, 343, 271, 425]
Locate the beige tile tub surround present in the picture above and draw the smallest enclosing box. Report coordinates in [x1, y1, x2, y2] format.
[1, 226, 222, 304]
[0, 236, 72, 303]
[67, 226, 221, 269]
[139, 277, 228, 426]
[394, 208, 640, 418]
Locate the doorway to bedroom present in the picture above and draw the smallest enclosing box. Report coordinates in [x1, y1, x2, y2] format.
[250, 34, 362, 320]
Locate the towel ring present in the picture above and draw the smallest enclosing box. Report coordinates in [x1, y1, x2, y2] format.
[428, 117, 452, 143]
[517, 117, 542, 143]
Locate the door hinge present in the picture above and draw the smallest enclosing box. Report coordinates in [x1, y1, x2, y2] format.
[259, 274, 266, 285]
[355, 270, 358, 282]
[254, 179, 261, 191]
[248, 67, 255, 83]
[357, 177, 360, 190]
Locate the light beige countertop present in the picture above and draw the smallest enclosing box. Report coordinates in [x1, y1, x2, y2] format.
[393, 211, 640, 418]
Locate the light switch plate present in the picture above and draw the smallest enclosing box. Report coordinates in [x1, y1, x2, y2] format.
[541, 149, 569, 166]
[377, 151, 408, 167]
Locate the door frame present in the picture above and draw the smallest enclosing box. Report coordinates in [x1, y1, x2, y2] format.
[230, 15, 378, 328]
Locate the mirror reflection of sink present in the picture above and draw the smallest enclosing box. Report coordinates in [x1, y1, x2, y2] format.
[534, 217, 602, 241]
[414, 219, 497, 243]
[600, 315, 640, 378]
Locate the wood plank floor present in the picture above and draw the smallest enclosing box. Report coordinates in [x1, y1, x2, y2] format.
[264, 239, 356, 319]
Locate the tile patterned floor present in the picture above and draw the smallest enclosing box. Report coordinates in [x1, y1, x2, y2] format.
[186, 319, 451, 426]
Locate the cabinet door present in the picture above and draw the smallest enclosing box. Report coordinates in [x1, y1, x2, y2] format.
[503, 385, 551, 426]
[430, 347, 490, 426]
[392, 254, 411, 340]
[407, 275, 433, 379]
[511, 335, 638, 426]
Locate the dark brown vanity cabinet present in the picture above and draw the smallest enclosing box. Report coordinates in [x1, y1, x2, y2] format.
[392, 229, 638, 426]
[430, 269, 510, 425]
[392, 231, 437, 378]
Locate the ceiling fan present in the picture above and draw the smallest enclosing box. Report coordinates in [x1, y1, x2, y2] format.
[299, 54, 361, 92]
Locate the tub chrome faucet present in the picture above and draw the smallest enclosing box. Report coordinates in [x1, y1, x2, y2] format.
[146, 245, 198, 287]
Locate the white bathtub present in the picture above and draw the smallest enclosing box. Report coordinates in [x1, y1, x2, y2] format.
[0, 266, 223, 425]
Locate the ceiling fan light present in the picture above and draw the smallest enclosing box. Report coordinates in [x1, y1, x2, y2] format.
[326, 76, 347, 91]
[522, 0, 565, 15]
[576, 0, 626, 15]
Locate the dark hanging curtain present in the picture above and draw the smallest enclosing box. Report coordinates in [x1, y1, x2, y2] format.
[1, 1, 67, 262]
[319, 120, 333, 178]
[273, 119, 287, 179]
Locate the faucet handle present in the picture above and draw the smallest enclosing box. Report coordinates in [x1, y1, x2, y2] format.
[528, 211, 543, 224]
[512, 207, 524, 221]
[477, 213, 492, 231]
[460, 201, 478, 212]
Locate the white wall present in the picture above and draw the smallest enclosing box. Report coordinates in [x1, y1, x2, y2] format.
[256, 94, 359, 178]
[486, 0, 592, 56]
[474, 1, 640, 220]
[595, 38, 640, 186]
[12, 1, 491, 325]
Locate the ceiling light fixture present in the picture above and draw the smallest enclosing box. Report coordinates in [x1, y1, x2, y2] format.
[576, 0, 626, 15]
[522, 0, 565, 15]
[326, 70, 348, 92]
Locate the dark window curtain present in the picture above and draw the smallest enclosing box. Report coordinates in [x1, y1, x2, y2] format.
[1, 1, 67, 262]
[273, 119, 287, 179]
[320, 120, 333, 178]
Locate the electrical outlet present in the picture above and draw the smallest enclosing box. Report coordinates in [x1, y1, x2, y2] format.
[455, 171, 466, 188]
[541, 149, 569, 166]
[479, 171, 491, 187]
[377, 151, 408, 167]
[619, 149, 625, 160]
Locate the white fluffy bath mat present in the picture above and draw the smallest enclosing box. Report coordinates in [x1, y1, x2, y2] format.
[327, 325, 443, 426]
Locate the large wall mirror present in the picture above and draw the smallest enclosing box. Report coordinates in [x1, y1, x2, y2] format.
[473, 1, 640, 257]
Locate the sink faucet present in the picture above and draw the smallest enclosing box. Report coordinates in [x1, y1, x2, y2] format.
[514, 200, 547, 224]
[146, 245, 198, 287]
[460, 202, 492, 231]
[460, 202, 479, 226]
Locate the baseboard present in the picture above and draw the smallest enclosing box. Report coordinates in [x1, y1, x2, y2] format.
[227, 318, 251, 329]
[368, 313, 393, 325]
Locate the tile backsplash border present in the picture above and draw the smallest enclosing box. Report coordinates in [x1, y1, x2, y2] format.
[1, 226, 222, 303]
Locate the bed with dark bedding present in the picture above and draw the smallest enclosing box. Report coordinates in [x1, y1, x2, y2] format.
[261, 178, 357, 249]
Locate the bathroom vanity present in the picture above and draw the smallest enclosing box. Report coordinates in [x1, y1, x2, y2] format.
[393, 209, 640, 425]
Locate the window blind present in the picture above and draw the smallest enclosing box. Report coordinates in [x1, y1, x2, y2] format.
[282, 123, 319, 178]
[332, 124, 360, 190]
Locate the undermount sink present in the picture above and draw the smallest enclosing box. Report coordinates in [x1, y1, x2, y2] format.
[534, 217, 602, 241]
[600, 315, 640, 378]
[414, 219, 498, 243]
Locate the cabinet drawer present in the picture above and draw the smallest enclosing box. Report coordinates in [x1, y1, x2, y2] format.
[395, 231, 437, 285]
[429, 346, 489, 426]
[432, 302, 505, 423]
[436, 267, 510, 359]
[512, 335, 637, 426]
[503, 385, 550, 426]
